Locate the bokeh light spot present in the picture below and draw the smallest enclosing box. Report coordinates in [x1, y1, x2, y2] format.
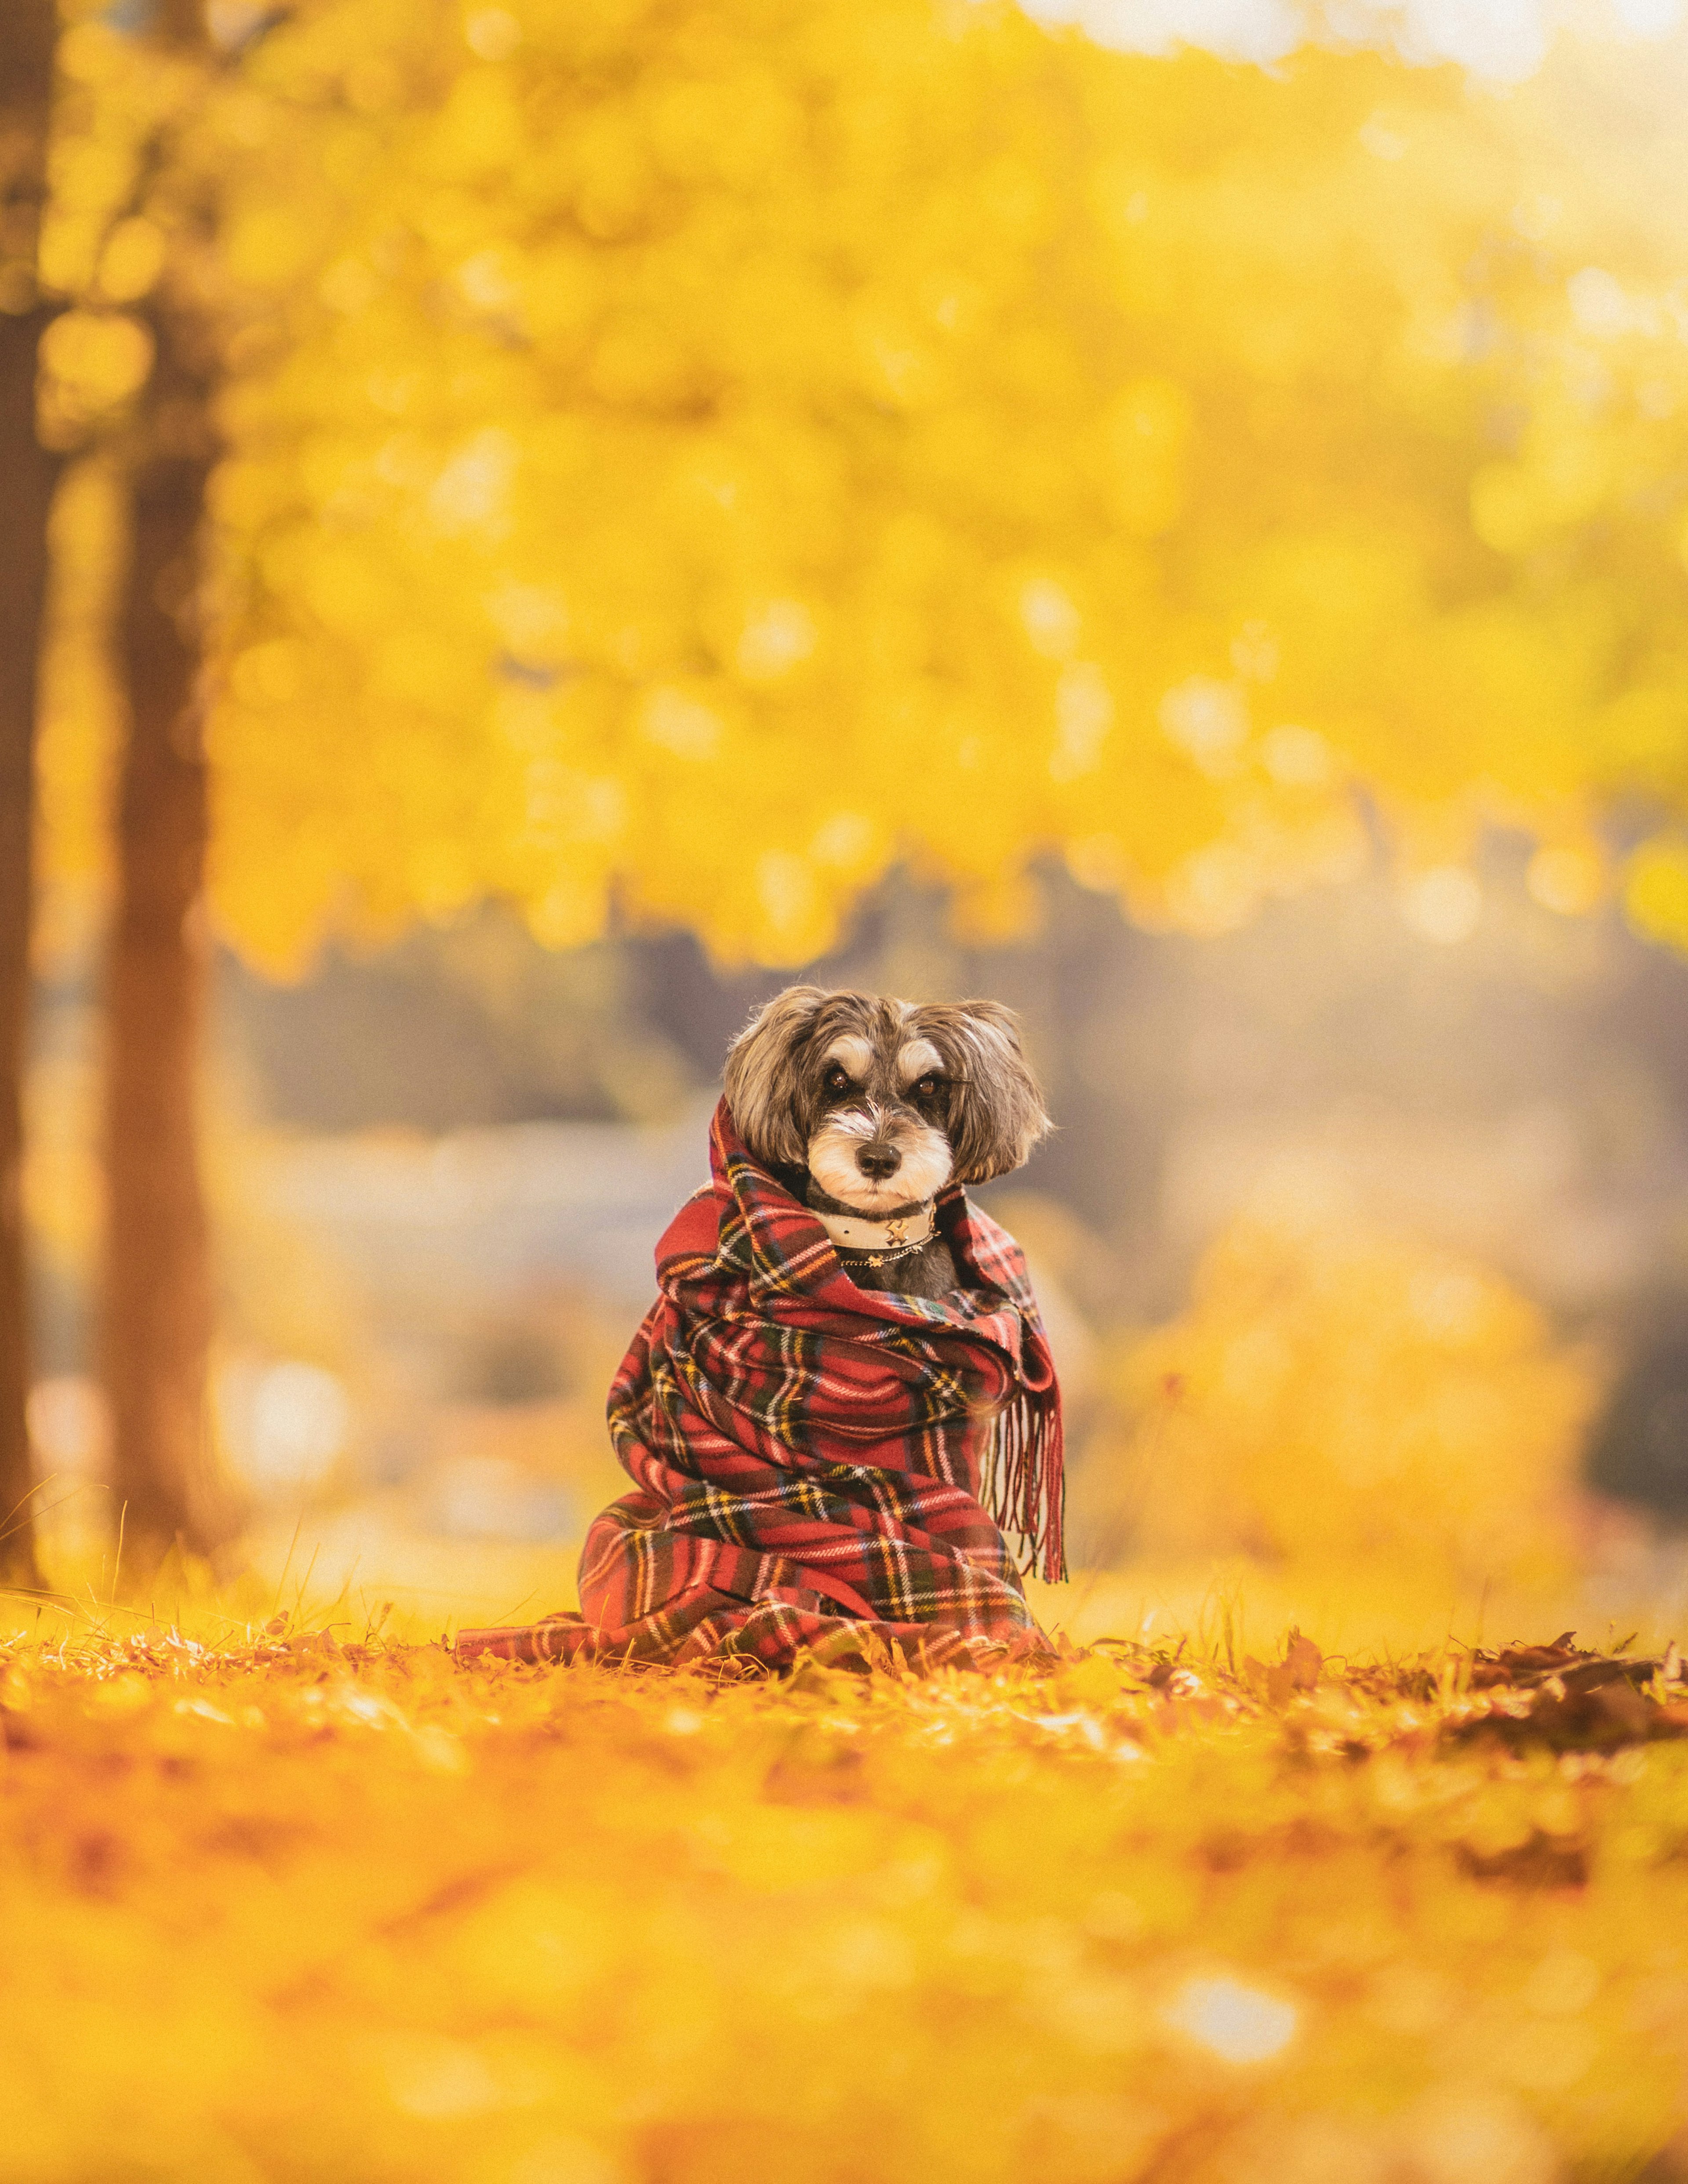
[1402, 866, 1482, 944]
[1164, 1975, 1298, 2064]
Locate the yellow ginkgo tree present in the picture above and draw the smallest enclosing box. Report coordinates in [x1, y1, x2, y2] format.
[189, 5, 1688, 975]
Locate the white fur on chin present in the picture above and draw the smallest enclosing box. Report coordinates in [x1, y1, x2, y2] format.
[806, 1111, 954, 1212]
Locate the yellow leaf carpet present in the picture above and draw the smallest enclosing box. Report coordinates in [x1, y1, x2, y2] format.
[2, 1623, 1685, 2182]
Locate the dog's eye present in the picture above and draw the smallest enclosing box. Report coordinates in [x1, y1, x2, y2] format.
[822, 1065, 853, 1097]
[912, 1074, 942, 1100]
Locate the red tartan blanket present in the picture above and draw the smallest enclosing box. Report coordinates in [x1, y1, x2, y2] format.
[456, 1099, 1065, 1672]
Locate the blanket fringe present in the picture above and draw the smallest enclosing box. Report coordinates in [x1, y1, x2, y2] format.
[979, 1388, 1067, 1583]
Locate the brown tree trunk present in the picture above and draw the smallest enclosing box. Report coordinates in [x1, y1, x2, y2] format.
[0, 0, 62, 1590]
[104, 0, 241, 1569]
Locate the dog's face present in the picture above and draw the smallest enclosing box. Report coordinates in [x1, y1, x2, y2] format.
[723, 986, 1051, 1215]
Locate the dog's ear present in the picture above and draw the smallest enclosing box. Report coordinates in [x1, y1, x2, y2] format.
[723, 985, 829, 1167]
[924, 1000, 1051, 1185]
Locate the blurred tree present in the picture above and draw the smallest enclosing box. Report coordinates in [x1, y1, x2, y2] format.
[33, 0, 245, 1567]
[1087, 1209, 1593, 1585]
[195, 6, 1688, 974]
[0, 0, 61, 1589]
[101, 0, 243, 1567]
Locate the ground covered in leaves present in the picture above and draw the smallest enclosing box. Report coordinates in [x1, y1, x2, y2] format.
[3, 1622, 1688, 2184]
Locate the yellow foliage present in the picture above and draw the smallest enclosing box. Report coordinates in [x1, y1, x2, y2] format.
[1090, 1214, 1595, 1586]
[1623, 834, 1688, 951]
[0, 1622, 1686, 2183]
[36, 307, 153, 436]
[36, 6, 1688, 971]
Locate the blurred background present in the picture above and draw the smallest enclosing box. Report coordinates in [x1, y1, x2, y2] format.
[29, 842, 1688, 1643]
[14, 0, 1688, 1644]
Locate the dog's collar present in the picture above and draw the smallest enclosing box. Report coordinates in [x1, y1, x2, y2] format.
[813, 1202, 937, 1254]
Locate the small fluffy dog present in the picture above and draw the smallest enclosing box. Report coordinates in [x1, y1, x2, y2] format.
[723, 985, 1051, 1298]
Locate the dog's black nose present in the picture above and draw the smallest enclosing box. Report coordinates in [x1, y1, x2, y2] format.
[856, 1142, 902, 1180]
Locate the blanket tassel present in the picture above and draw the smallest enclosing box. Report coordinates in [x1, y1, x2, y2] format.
[981, 1392, 1067, 1584]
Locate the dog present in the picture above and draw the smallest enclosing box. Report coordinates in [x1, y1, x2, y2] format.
[722, 985, 1051, 1299]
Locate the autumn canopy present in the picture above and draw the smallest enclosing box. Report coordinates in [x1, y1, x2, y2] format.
[29, 0, 1688, 980]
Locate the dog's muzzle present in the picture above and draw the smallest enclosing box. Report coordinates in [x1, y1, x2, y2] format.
[807, 1107, 953, 1212]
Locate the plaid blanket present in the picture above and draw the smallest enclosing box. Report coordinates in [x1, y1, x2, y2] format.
[457, 1100, 1065, 1673]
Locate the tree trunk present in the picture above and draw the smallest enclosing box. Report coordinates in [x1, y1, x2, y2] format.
[104, 10, 241, 1568]
[0, 0, 62, 1590]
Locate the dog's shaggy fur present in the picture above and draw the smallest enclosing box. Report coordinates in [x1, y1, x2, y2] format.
[723, 986, 1050, 1298]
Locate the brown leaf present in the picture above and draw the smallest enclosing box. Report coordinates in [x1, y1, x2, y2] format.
[1595, 1680, 1654, 1735]
[1469, 1635, 1582, 1688]
[1456, 1831, 1588, 1889]
[0, 1706, 42, 1752]
[1285, 1631, 1322, 1691]
[1560, 1658, 1658, 1696]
